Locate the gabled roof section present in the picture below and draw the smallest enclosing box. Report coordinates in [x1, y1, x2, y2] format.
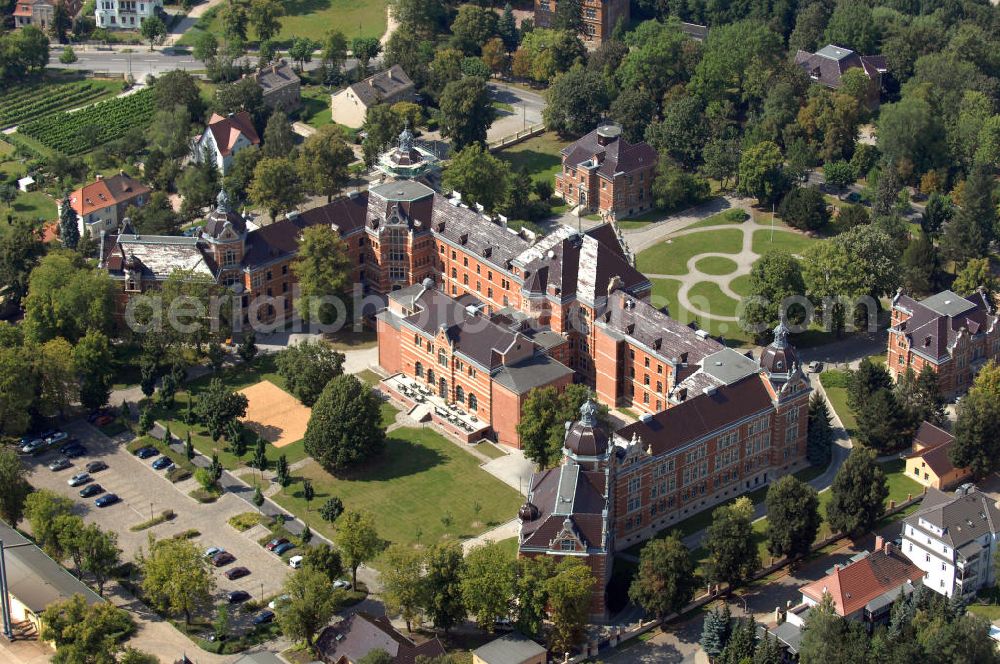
[315, 612, 445, 664]
[206, 111, 261, 157]
[891, 289, 995, 362]
[348, 65, 414, 107]
[561, 126, 658, 180]
[799, 546, 924, 616]
[905, 486, 1000, 549]
[520, 462, 610, 552]
[242, 194, 368, 267]
[906, 421, 968, 480]
[70, 174, 151, 216]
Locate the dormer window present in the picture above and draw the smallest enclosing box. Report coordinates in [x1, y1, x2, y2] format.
[560, 540, 574, 551]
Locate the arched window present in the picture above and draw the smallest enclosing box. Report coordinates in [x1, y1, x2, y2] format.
[439, 378, 448, 399]
[427, 369, 435, 384]
[414, 362, 423, 378]
[469, 394, 478, 411]
[438, 349, 447, 367]
[455, 385, 465, 404]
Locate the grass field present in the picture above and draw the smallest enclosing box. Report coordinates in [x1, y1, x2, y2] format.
[650, 278, 752, 346]
[730, 274, 752, 297]
[496, 131, 565, 184]
[695, 256, 739, 275]
[300, 86, 332, 129]
[688, 281, 740, 318]
[637, 229, 743, 275]
[751, 229, 817, 257]
[272, 426, 523, 564]
[687, 208, 749, 230]
[819, 370, 855, 434]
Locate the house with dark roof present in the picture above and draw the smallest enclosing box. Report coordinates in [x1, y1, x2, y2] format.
[888, 288, 998, 397]
[555, 123, 657, 220]
[904, 421, 971, 490]
[194, 112, 262, 174]
[330, 65, 416, 129]
[473, 632, 547, 664]
[252, 60, 301, 112]
[794, 44, 887, 105]
[67, 172, 151, 238]
[902, 484, 1000, 598]
[315, 613, 445, 664]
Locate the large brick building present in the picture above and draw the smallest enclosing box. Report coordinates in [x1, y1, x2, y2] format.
[555, 124, 657, 221]
[534, 0, 629, 42]
[888, 289, 999, 397]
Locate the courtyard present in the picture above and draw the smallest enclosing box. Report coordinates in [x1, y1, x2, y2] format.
[239, 379, 311, 448]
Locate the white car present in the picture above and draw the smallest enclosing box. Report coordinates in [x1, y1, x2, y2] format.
[20, 439, 45, 454]
[204, 547, 224, 558]
[333, 580, 352, 590]
[67, 472, 91, 487]
[288, 555, 303, 569]
[267, 595, 290, 609]
[46, 432, 69, 444]
[807, 361, 823, 373]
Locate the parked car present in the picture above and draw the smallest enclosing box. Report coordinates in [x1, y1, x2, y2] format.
[212, 552, 235, 567]
[93, 415, 115, 427]
[288, 555, 303, 569]
[267, 595, 290, 610]
[87, 408, 113, 423]
[85, 460, 108, 473]
[20, 439, 46, 454]
[48, 458, 72, 471]
[332, 580, 352, 590]
[62, 444, 87, 458]
[252, 610, 274, 625]
[224, 566, 250, 581]
[204, 547, 224, 559]
[151, 456, 174, 471]
[807, 361, 824, 373]
[47, 432, 69, 445]
[227, 590, 251, 604]
[265, 537, 289, 551]
[95, 493, 120, 507]
[273, 542, 295, 556]
[79, 484, 104, 498]
[135, 446, 159, 459]
[68, 472, 91, 487]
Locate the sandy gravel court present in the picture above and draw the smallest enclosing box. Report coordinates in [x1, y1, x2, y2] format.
[239, 380, 310, 448]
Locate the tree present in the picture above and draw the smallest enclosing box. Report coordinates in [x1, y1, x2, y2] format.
[918, 193, 950, 238]
[140, 15, 167, 50]
[0, 220, 44, 305]
[288, 37, 318, 70]
[192, 31, 219, 64]
[153, 70, 206, 121]
[953, 258, 998, 302]
[0, 447, 30, 525]
[291, 226, 352, 327]
[194, 377, 249, 441]
[779, 186, 830, 232]
[628, 534, 697, 619]
[847, 357, 893, 413]
[334, 510, 380, 587]
[276, 341, 345, 407]
[877, 97, 946, 180]
[798, 594, 871, 664]
[721, 617, 757, 664]
[51, 1, 71, 42]
[352, 37, 382, 75]
[450, 5, 498, 55]
[297, 124, 353, 203]
[806, 392, 834, 467]
[950, 386, 1000, 478]
[461, 541, 515, 631]
[439, 76, 496, 150]
[826, 447, 888, 538]
[739, 250, 806, 337]
[391, 0, 445, 38]
[248, 157, 303, 221]
[690, 20, 783, 106]
[320, 29, 348, 81]
[609, 88, 657, 145]
[277, 567, 340, 653]
[498, 4, 519, 52]
[129, 191, 181, 235]
[442, 144, 511, 213]
[262, 109, 296, 159]
[646, 97, 709, 170]
[320, 497, 344, 523]
[765, 476, 820, 560]
[303, 543, 343, 583]
[617, 19, 689, 103]
[854, 388, 911, 453]
[220, 0, 249, 43]
[901, 232, 940, 296]
[517, 385, 605, 468]
[249, 0, 283, 42]
[361, 103, 406, 166]
[705, 496, 759, 590]
[700, 604, 732, 661]
[424, 541, 466, 632]
[553, 0, 583, 33]
[24, 490, 74, 557]
[895, 365, 945, 428]
[357, 652, 393, 664]
[304, 374, 385, 473]
[215, 77, 265, 121]
[178, 158, 220, 219]
[738, 141, 786, 205]
[41, 595, 135, 662]
[543, 64, 610, 138]
[381, 544, 426, 631]
[23, 250, 115, 343]
[823, 160, 855, 190]
[119, 648, 160, 664]
[275, 453, 290, 486]
[651, 163, 711, 212]
[59, 194, 80, 250]
[236, 330, 258, 364]
[77, 524, 121, 596]
[139, 535, 215, 624]
[75, 329, 114, 411]
[546, 560, 592, 654]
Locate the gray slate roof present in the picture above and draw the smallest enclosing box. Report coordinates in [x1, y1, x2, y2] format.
[905, 486, 1000, 549]
[794, 44, 887, 88]
[493, 353, 574, 394]
[561, 126, 658, 180]
[892, 289, 995, 362]
[348, 65, 414, 107]
[473, 632, 547, 664]
[255, 61, 299, 94]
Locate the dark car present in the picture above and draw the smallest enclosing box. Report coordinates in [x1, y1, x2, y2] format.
[95, 493, 120, 507]
[273, 542, 295, 556]
[135, 446, 159, 459]
[227, 590, 251, 604]
[85, 460, 108, 473]
[265, 537, 288, 551]
[59, 440, 81, 454]
[212, 552, 235, 567]
[62, 444, 87, 458]
[252, 610, 274, 625]
[151, 456, 174, 470]
[48, 458, 72, 471]
[87, 408, 113, 423]
[94, 415, 115, 427]
[224, 566, 250, 581]
[79, 484, 104, 498]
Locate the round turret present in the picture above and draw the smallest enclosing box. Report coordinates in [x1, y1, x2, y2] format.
[759, 321, 800, 380]
[563, 399, 609, 458]
[518, 501, 540, 522]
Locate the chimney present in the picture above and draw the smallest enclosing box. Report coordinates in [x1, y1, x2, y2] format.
[95, 174, 103, 180]
[387, 67, 393, 80]
[874, 535, 884, 551]
[884, 540, 893, 555]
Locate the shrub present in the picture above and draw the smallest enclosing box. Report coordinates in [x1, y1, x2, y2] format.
[228, 512, 266, 531]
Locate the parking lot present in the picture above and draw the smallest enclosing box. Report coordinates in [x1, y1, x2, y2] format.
[24, 420, 291, 608]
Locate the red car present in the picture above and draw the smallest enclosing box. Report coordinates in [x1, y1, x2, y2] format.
[265, 537, 289, 552]
[224, 566, 250, 580]
[94, 415, 115, 427]
[212, 552, 235, 567]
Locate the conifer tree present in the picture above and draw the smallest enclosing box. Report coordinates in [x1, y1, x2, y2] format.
[59, 193, 80, 249]
[806, 392, 833, 467]
[701, 604, 731, 661]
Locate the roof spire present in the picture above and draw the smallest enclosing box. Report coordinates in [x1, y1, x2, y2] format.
[579, 398, 598, 427]
[772, 320, 789, 349]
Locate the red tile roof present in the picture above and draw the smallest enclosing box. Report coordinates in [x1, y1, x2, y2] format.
[799, 547, 924, 616]
[69, 174, 150, 216]
[206, 112, 260, 157]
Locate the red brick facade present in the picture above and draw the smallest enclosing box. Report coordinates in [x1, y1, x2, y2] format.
[534, 0, 630, 42]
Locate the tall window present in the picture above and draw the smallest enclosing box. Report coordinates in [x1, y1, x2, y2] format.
[415, 362, 423, 378]
[438, 349, 447, 366]
[455, 385, 465, 403]
[469, 393, 478, 411]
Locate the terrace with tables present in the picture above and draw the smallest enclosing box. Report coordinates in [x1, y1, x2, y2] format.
[381, 373, 489, 444]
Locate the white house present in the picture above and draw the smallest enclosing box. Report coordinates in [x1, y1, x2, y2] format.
[67, 172, 151, 238]
[193, 112, 261, 175]
[901, 484, 1000, 598]
[95, 0, 162, 29]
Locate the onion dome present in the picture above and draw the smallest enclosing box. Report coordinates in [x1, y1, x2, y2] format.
[564, 399, 609, 457]
[759, 321, 800, 380]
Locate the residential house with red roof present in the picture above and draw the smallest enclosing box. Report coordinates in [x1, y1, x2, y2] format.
[554, 123, 657, 221]
[13, 0, 81, 29]
[67, 172, 151, 238]
[888, 289, 999, 397]
[193, 112, 261, 174]
[315, 612, 446, 664]
[904, 421, 971, 490]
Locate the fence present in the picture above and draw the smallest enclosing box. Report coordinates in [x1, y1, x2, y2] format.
[488, 122, 545, 152]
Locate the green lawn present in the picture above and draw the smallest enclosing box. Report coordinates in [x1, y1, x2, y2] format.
[751, 229, 817, 257]
[695, 256, 739, 275]
[271, 426, 523, 563]
[819, 370, 856, 434]
[650, 278, 751, 346]
[474, 441, 507, 460]
[495, 537, 518, 559]
[10, 190, 56, 223]
[687, 208, 749, 230]
[688, 281, 740, 318]
[636, 229, 743, 275]
[730, 274, 752, 297]
[300, 85, 332, 129]
[181, 0, 387, 46]
[496, 131, 565, 185]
